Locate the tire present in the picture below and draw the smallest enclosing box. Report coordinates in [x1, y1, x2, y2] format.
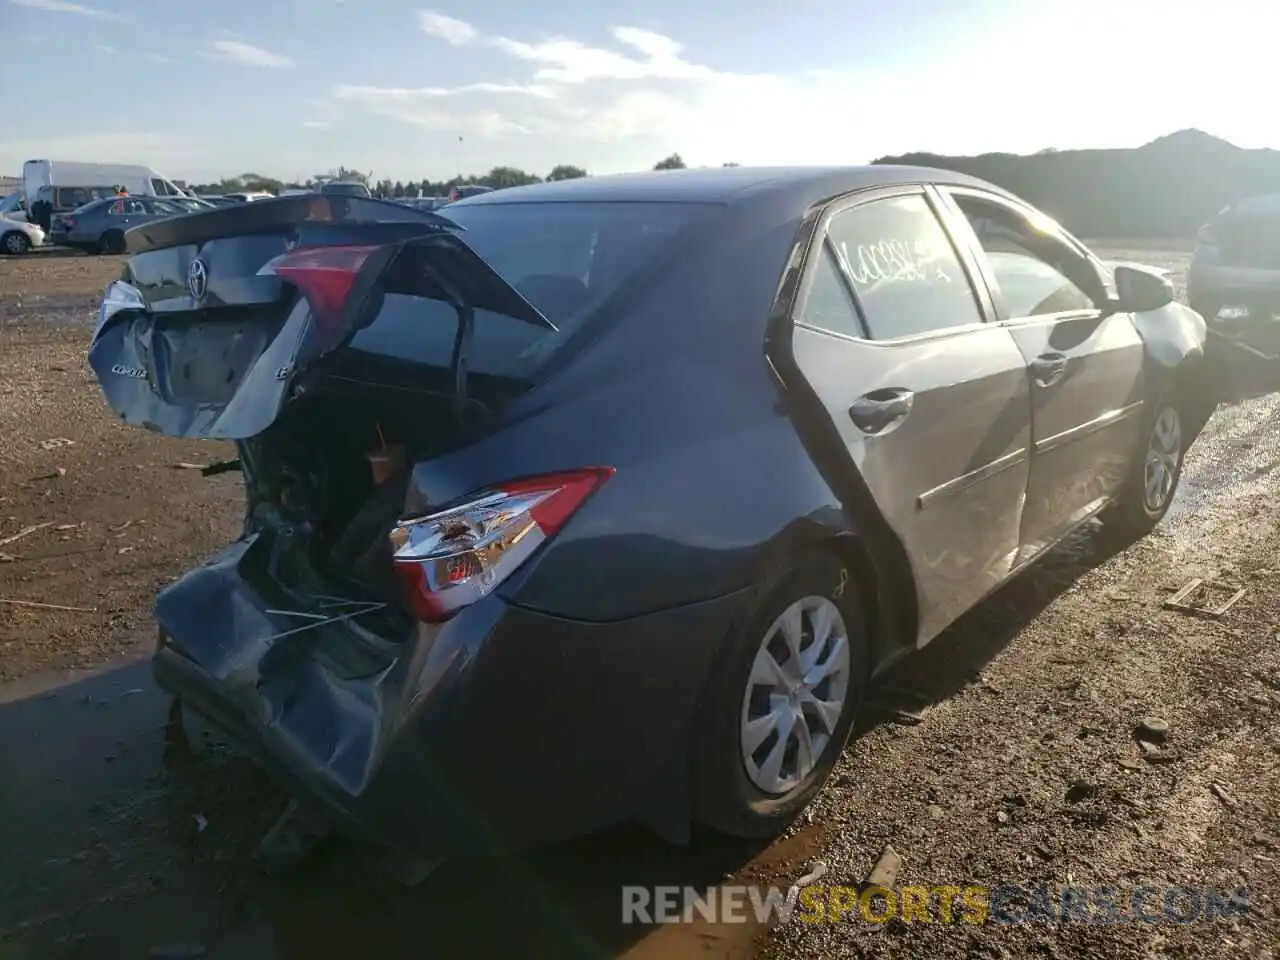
[692, 553, 870, 839]
[1, 231, 30, 255]
[1101, 395, 1187, 538]
[101, 231, 126, 255]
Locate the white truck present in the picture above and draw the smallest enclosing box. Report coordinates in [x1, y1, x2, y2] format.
[22, 160, 191, 231]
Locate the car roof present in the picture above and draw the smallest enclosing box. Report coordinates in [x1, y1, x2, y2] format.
[452, 165, 1014, 207]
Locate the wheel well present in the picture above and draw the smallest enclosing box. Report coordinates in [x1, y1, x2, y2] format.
[1167, 354, 1216, 439]
[807, 533, 897, 674]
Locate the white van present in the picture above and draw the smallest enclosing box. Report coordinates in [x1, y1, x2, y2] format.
[23, 160, 191, 229]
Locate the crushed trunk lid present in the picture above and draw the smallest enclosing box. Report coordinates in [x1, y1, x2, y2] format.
[89, 194, 554, 440]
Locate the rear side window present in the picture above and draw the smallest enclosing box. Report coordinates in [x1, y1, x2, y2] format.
[821, 194, 984, 340]
[110, 199, 146, 215]
[798, 246, 865, 338]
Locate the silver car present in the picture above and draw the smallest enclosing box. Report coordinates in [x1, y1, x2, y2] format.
[49, 196, 193, 255]
[0, 216, 45, 254]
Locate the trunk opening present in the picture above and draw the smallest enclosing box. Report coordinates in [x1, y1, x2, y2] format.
[238, 378, 466, 639]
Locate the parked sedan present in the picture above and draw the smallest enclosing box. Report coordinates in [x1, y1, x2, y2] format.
[88, 171, 1214, 870]
[197, 195, 240, 208]
[51, 196, 192, 254]
[0, 215, 45, 254]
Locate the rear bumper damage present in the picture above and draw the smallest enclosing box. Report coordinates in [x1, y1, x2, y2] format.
[153, 535, 746, 856]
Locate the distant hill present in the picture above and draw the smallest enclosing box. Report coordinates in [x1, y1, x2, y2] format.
[874, 130, 1280, 239]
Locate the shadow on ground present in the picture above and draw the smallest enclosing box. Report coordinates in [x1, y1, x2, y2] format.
[0, 518, 1127, 960]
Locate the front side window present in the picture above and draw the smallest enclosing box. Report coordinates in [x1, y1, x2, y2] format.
[953, 195, 1099, 319]
[821, 194, 985, 340]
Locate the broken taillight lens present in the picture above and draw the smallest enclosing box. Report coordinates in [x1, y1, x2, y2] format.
[389, 468, 615, 623]
[96, 279, 145, 335]
[258, 244, 379, 335]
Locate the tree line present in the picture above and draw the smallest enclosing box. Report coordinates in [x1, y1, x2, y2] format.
[187, 154, 692, 198]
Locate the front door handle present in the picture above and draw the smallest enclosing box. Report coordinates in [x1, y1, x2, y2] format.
[849, 387, 914, 435]
[1030, 352, 1068, 387]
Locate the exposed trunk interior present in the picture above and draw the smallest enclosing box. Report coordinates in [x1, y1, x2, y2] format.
[236, 371, 468, 640]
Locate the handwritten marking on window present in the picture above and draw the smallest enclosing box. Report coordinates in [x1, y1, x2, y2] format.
[835, 238, 952, 287]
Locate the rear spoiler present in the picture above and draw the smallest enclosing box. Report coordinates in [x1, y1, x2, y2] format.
[124, 193, 461, 254]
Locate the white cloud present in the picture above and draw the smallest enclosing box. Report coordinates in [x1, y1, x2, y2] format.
[342, 20, 766, 143]
[145, 51, 173, 63]
[489, 26, 717, 84]
[334, 82, 553, 102]
[339, 17, 1018, 162]
[301, 120, 331, 129]
[417, 10, 476, 46]
[333, 85, 531, 136]
[9, 0, 123, 20]
[93, 42, 116, 54]
[206, 39, 295, 69]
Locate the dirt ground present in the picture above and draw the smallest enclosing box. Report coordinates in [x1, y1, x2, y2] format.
[0, 252, 242, 679]
[0, 246, 1276, 959]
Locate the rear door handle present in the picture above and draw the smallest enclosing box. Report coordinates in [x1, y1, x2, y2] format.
[849, 388, 914, 435]
[1030, 352, 1068, 387]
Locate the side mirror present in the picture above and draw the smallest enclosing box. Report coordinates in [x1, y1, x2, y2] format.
[1111, 263, 1175, 314]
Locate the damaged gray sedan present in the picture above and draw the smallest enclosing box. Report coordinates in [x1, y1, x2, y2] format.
[87, 169, 1216, 873]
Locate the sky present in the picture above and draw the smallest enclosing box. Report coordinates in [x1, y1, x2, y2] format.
[1, 0, 1273, 184]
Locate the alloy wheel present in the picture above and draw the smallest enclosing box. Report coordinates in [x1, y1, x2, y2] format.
[3, 233, 28, 254]
[1143, 406, 1182, 514]
[740, 596, 850, 795]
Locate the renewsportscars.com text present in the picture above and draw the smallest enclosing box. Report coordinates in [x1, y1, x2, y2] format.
[622, 883, 1251, 926]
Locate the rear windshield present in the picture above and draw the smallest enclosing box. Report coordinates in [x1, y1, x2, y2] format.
[70, 198, 111, 215]
[323, 182, 372, 198]
[348, 201, 714, 380]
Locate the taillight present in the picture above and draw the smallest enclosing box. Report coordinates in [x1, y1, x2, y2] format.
[60, 216, 75, 229]
[1196, 221, 1218, 246]
[258, 244, 379, 331]
[389, 467, 614, 623]
[96, 279, 145, 335]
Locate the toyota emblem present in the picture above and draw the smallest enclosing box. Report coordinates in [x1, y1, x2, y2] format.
[187, 258, 208, 302]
